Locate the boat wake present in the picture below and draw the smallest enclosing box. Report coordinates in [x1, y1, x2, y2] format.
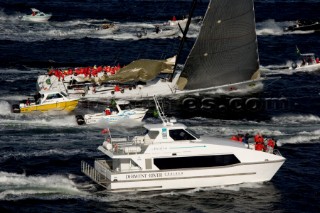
[0, 171, 87, 200]
[279, 129, 320, 145]
[0, 12, 200, 42]
[256, 19, 315, 36]
[271, 114, 320, 125]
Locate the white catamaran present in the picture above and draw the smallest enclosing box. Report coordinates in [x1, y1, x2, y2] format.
[37, 0, 263, 101]
[81, 96, 285, 192]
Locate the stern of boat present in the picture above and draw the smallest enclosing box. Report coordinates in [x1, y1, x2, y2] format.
[12, 104, 21, 113]
[81, 160, 112, 189]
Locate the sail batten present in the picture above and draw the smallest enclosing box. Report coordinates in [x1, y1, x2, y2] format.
[178, 0, 260, 90]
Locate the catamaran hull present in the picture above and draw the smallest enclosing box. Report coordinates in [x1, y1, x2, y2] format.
[16, 100, 79, 113]
[82, 159, 284, 192]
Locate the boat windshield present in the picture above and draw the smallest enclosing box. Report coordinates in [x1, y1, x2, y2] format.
[61, 91, 68, 97]
[119, 104, 131, 110]
[185, 128, 200, 139]
[169, 129, 197, 141]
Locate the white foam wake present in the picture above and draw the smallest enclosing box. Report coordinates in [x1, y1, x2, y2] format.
[279, 131, 320, 145]
[256, 19, 315, 36]
[271, 114, 320, 125]
[0, 171, 87, 200]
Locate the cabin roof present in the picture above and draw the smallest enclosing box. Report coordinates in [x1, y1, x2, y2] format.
[116, 100, 130, 105]
[144, 123, 187, 130]
[301, 53, 315, 56]
[39, 90, 64, 95]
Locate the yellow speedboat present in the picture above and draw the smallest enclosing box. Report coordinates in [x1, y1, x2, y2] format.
[12, 91, 79, 113]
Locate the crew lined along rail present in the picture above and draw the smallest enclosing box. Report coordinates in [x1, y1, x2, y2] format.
[48, 64, 122, 80]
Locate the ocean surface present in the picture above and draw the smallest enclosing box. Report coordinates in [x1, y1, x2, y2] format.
[0, 0, 320, 212]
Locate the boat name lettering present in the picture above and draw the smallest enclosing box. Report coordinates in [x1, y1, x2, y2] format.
[164, 171, 183, 176]
[153, 147, 168, 151]
[126, 173, 162, 179]
[125, 171, 183, 180]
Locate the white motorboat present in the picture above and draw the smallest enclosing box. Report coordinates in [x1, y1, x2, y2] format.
[21, 8, 52, 23]
[164, 17, 188, 27]
[37, 0, 264, 101]
[290, 53, 320, 72]
[94, 23, 119, 34]
[136, 27, 179, 39]
[81, 96, 285, 192]
[76, 100, 148, 125]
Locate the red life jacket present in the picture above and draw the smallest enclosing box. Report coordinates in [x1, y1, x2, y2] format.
[254, 134, 260, 143]
[105, 109, 111, 115]
[231, 136, 238, 141]
[114, 85, 120, 92]
[267, 139, 275, 148]
[255, 143, 264, 151]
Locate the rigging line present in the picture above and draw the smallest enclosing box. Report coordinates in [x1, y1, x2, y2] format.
[170, 0, 198, 82]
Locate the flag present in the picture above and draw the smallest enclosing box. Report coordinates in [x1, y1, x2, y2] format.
[101, 128, 109, 134]
[296, 45, 301, 55]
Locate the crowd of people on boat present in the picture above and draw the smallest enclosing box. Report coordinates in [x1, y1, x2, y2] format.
[301, 57, 320, 66]
[231, 132, 277, 153]
[47, 64, 122, 81]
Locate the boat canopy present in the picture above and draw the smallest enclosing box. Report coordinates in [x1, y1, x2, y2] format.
[96, 57, 175, 84]
[31, 8, 40, 13]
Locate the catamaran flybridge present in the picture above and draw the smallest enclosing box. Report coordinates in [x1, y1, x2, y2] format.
[81, 96, 285, 192]
[37, 0, 264, 101]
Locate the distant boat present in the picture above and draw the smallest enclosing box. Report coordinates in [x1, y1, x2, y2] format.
[136, 27, 179, 39]
[12, 90, 79, 113]
[94, 23, 119, 34]
[284, 19, 320, 32]
[21, 8, 52, 23]
[75, 100, 148, 125]
[37, 0, 263, 101]
[290, 53, 320, 72]
[162, 16, 188, 29]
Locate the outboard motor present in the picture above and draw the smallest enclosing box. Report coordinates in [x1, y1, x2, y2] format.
[291, 62, 297, 69]
[75, 115, 85, 125]
[12, 104, 21, 113]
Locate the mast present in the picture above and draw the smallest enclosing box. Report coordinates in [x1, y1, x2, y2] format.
[170, 0, 198, 81]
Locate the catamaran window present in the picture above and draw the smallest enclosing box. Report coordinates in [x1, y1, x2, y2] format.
[169, 129, 196, 141]
[154, 155, 240, 170]
[46, 93, 63, 100]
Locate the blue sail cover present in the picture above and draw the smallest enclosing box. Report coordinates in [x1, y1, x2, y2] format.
[177, 0, 260, 90]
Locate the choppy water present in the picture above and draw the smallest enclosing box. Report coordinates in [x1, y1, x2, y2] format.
[0, 0, 320, 212]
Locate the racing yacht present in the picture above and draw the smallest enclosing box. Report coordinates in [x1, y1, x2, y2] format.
[37, 0, 264, 101]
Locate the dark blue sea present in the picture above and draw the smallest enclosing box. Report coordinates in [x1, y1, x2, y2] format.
[0, 0, 319, 212]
